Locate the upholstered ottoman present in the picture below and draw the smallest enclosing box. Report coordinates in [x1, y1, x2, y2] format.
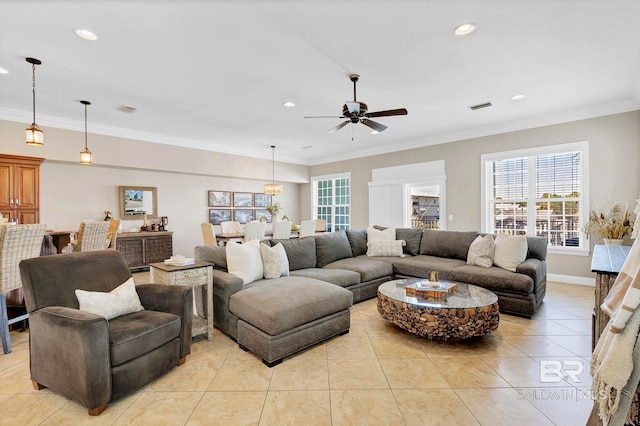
[229, 276, 353, 366]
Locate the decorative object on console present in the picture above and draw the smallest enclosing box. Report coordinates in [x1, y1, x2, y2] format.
[25, 57, 44, 146]
[79, 100, 92, 164]
[584, 202, 634, 242]
[264, 145, 283, 195]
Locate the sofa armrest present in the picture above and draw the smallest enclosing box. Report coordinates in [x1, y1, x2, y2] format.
[29, 306, 111, 410]
[516, 258, 546, 285]
[212, 269, 244, 336]
[136, 284, 193, 359]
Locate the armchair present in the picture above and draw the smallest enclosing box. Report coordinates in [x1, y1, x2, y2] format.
[19, 250, 193, 416]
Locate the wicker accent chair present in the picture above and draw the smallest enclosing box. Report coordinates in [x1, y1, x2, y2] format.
[105, 219, 120, 249]
[72, 221, 111, 252]
[19, 250, 193, 416]
[0, 223, 47, 354]
[200, 223, 218, 246]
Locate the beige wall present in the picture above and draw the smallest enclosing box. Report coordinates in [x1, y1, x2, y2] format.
[0, 120, 306, 257]
[307, 110, 640, 280]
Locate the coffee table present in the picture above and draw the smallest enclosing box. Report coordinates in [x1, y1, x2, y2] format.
[377, 278, 499, 340]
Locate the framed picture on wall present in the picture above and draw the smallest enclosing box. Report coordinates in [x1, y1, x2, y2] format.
[234, 209, 254, 224]
[208, 190, 231, 207]
[254, 193, 272, 207]
[233, 192, 253, 207]
[209, 209, 231, 225]
[255, 209, 272, 223]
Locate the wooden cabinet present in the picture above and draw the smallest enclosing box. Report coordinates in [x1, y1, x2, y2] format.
[116, 231, 173, 269]
[0, 154, 43, 224]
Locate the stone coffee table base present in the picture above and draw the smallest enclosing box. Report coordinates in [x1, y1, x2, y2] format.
[377, 294, 500, 341]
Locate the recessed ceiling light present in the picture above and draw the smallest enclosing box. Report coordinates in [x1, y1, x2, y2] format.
[511, 94, 525, 100]
[0, 67, 9, 74]
[75, 28, 98, 41]
[454, 23, 477, 36]
[282, 101, 295, 108]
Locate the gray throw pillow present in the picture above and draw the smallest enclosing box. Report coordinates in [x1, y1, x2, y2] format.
[315, 231, 353, 267]
[269, 237, 316, 271]
[346, 229, 367, 257]
[419, 229, 479, 260]
[395, 228, 423, 256]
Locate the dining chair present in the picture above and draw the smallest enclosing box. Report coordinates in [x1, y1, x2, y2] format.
[0, 223, 47, 354]
[244, 221, 266, 241]
[200, 223, 218, 246]
[220, 221, 242, 234]
[272, 220, 293, 240]
[72, 221, 111, 252]
[105, 219, 121, 249]
[315, 219, 327, 232]
[299, 220, 317, 238]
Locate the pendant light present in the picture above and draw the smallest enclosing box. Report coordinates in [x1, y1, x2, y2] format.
[25, 57, 44, 146]
[79, 100, 92, 165]
[264, 145, 283, 195]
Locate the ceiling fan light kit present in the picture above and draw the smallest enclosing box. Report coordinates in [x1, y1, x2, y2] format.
[305, 73, 407, 135]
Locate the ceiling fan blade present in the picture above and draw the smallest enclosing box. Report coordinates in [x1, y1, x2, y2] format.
[328, 121, 349, 133]
[365, 108, 408, 118]
[304, 115, 345, 119]
[361, 119, 387, 132]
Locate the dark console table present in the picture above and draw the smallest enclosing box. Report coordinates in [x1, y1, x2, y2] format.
[116, 231, 173, 270]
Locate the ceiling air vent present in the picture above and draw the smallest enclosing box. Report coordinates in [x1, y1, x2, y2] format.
[118, 105, 137, 113]
[469, 102, 492, 110]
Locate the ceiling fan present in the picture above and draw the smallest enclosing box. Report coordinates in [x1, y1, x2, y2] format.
[305, 74, 408, 134]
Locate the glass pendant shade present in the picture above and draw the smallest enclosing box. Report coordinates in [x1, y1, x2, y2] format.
[25, 57, 43, 146]
[264, 145, 283, 195]
[79, 100, 92, 165]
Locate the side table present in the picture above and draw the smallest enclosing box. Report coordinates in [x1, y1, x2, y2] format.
[149, 260, 214, 340]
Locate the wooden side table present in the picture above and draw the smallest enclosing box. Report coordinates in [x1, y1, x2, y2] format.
[149, 260, 214, 340]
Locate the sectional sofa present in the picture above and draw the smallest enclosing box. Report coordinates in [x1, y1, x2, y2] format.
[194, 228, 547, 365]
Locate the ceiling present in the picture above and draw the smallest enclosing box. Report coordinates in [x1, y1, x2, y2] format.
[1, 0, 640, 166]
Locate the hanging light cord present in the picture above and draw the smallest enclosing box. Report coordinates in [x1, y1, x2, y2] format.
[271, 145, 276, 184]
[31, 62, 36, 124]
[84, 103, 88, 149]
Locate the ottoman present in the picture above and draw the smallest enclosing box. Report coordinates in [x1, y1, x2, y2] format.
[229, 276, 353, 366]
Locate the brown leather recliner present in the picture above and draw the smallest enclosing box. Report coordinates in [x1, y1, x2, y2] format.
[19, 250, 193, 416]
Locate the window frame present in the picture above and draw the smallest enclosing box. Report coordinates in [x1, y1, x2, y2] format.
[481, 141, 590, 256]
[311, 172, 351, 232]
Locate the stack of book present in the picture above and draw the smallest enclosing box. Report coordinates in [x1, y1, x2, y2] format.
[405, 279, 457, 299]
[164, 255, 195, 267]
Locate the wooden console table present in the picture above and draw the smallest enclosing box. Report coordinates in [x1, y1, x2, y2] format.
[149, 261, 214, 340]
[116, 231, 173, 269]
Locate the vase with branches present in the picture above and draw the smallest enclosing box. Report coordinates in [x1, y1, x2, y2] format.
[583, 202, 633, 241]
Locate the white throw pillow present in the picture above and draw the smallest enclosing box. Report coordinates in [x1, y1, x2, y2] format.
[226, 239, 264, 284]
[367, 226, 396, 242]
[467, 235, 495, 268]
[75, 277, 144, 320]
[493, 234, 528, 272]
[367, 240, 406, 257]
[260, 242, 290, 279]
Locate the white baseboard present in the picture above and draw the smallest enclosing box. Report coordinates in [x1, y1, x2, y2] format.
[547, 273, 595, 287]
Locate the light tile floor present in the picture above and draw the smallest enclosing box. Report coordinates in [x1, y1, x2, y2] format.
[0, 280, 596, 425]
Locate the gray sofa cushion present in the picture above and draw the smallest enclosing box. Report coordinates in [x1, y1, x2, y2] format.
[346, 229, 368, 257]
[325, 257, 393, 282]
[392, 255, 466, 280]
[315, 231, 353, 268]
[396, 228, 423, 256]
[229, 276, 353, 335]
[269, 236, 317, 271]
[291, 268, 361, 288]
[419, 229, 479, 260]
[449, 264, 534, 294]
[194, 245, 227, 271]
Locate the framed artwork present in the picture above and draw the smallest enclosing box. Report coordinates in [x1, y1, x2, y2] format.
[254, 193, 272, 208]
[208, 190, 231, 207]
[234, 209, 254, 224]
[255, 209, 272, 223]
[209, 209, 231, 225]
[233, 192, 253, 207]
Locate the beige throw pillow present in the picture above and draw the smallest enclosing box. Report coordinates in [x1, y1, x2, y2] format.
[367, 226, 396, 243]
[75, 277, 144, 320]
[260, 242, 290, 279]
[226, 239, 264, 284]
[467, 235, 495, 268]
[493, 234, 528, 272]
[367, 240, 406, 257]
